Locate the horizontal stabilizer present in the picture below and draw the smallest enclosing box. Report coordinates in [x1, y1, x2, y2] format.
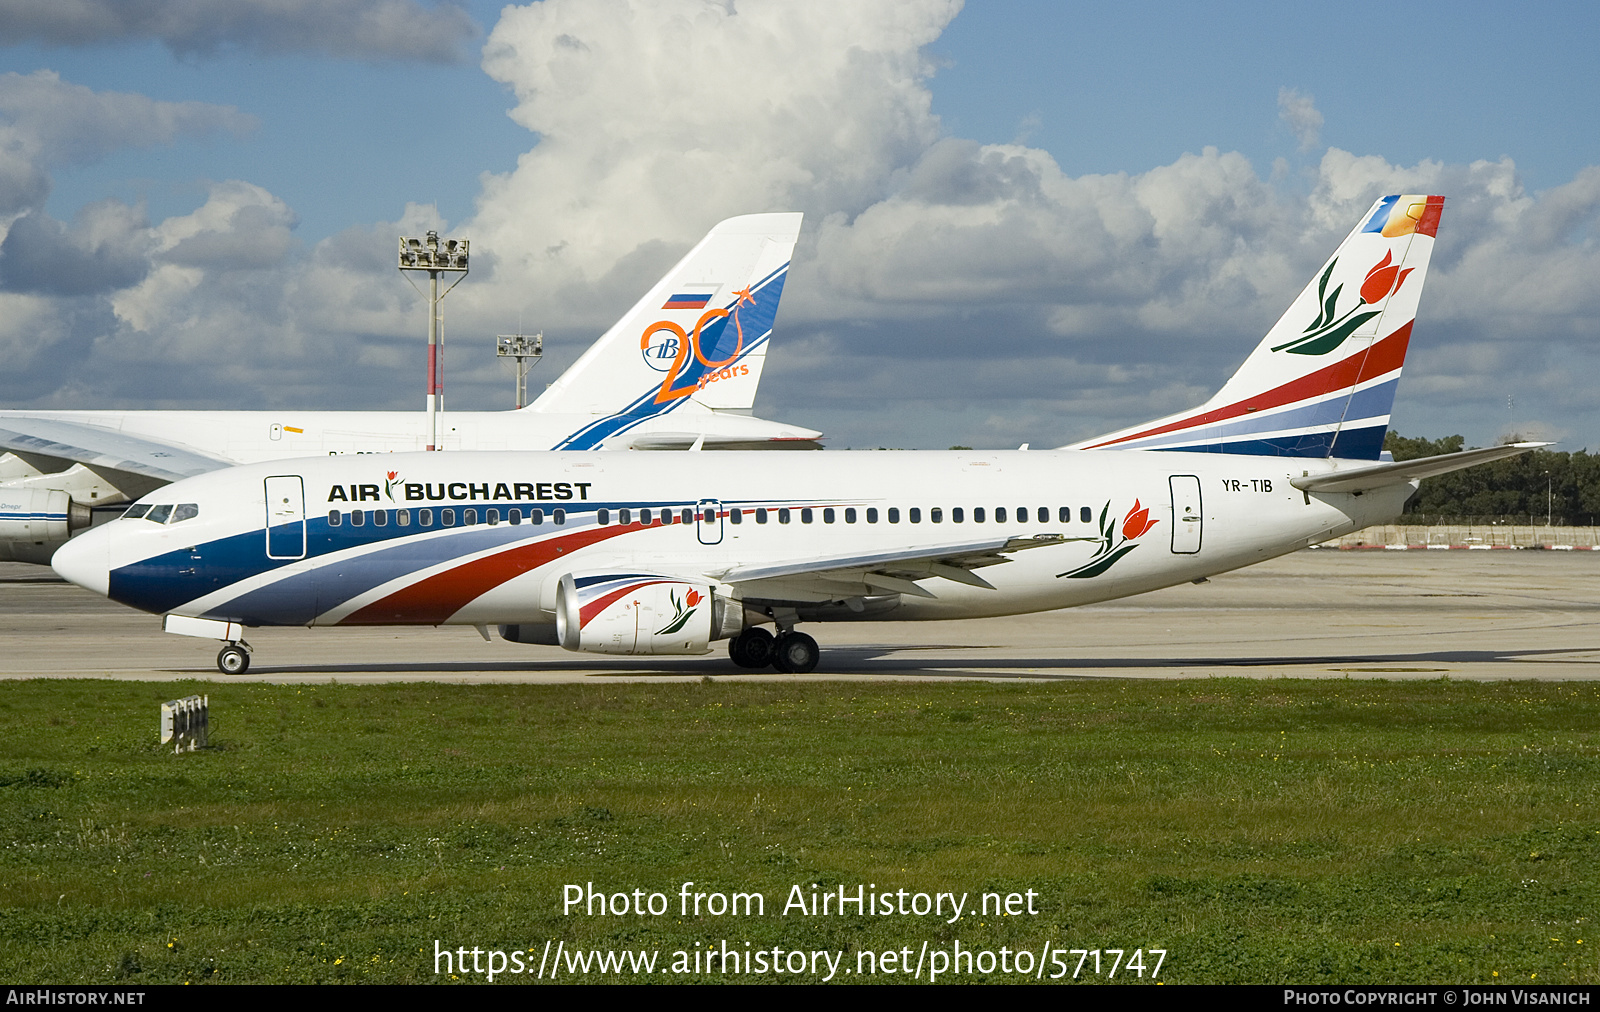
[1290, 442, 1547, 494]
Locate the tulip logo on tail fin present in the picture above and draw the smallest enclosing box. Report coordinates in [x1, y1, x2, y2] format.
[1271, 251, 1413, 357]
[1057, 499, 1159, 580]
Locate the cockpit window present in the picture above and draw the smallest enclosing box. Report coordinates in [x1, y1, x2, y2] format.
[135, 503, 200, 524]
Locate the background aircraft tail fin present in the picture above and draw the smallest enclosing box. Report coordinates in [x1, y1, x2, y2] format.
[1070, 195, 1444, 460]
[527, 212, 801, 449]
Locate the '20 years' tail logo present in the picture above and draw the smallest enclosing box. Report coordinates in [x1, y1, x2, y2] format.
[639, 287, 755, 404]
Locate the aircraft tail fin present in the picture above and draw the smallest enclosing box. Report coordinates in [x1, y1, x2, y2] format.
[528, 212, 801, 449]
[1069, 195, 1445, 460]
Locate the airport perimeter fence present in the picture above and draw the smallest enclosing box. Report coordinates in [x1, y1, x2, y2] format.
[1320, 520, 1600, 550]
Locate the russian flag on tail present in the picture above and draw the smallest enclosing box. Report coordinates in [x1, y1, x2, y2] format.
[662, 290, 716, 310]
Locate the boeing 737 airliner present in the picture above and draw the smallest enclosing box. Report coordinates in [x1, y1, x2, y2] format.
[0, 213, 819, 563]
[52, 195, 1540, 674]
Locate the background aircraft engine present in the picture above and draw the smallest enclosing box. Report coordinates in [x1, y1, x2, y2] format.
[0, 489, 90, 542]
[555, 572, 741, 656]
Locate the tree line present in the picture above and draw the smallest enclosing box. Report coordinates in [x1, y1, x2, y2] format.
[1383, 432, 1600, 524]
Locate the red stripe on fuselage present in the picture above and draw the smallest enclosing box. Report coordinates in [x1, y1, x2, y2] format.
[339, 524, 637, 625]
[1081, 322, 1412, 450]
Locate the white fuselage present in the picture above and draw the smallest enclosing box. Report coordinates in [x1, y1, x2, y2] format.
[55, 449, 1412, 635]
[1, 406, 818, 462]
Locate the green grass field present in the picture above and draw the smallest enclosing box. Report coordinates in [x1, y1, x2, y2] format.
[2, 677, 1597, 984]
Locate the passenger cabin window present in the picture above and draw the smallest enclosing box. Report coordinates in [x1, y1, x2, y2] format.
[908, 507, 921, 523]
[887, 508, 900, 523]
[464, 508, 478, 525]
[801, 508, 813, 524]
[778, 508, 791, 524]
[994, 507, 1005, 523]
[598, 509, 611, 525]
[441, 508, 455, 526]
[619, 508, 631, 525]
[553, 509, 566, 524]
[420, 508, 434, 526]
[351, 509, 364, 526]
[931, 507, 942, 523]
[1038, 506, 1048, 523]
[373, 509, 387, 526]
[530, 508, 544, 525]
[398, 509, 411, 526]
[845, 508, 857, 523]
[1059, 506, 1072, 523]
[823, 508, 835, 524]
[1081, 506, 1091, 523]
[729, 509, 742, 525]
[952, 507, 964, 523]
[507, 509, 519, 525]
[974, 507, 986, 523]
[756, 508, 768, 524]
[866, 508, 878, 523]
[681, 508, 693, 524]
[328, 510, 341, 526]
[487, 508, 500, 525]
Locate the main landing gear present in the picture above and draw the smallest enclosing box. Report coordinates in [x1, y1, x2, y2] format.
[216, 642, 251, 675]
[728, 627, 819, 674]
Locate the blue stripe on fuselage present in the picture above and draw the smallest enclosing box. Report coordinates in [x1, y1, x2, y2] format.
[108, 500, 710, 623]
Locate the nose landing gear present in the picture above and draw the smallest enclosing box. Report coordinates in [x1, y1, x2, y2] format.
[216, 642, 251, 675]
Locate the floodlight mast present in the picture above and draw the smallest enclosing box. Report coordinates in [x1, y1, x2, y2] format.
[398, 231, 469, 450]
[495, 332, 543, 409]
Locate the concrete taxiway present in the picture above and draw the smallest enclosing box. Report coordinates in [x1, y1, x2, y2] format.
[2, 550, 1597, 683]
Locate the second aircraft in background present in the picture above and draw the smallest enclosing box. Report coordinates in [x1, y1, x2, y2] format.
[0, 212, 819, 563]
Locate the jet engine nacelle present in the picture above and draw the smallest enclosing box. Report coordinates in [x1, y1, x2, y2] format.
[0, 488, 90, 543]
[555, 572, 742, 655]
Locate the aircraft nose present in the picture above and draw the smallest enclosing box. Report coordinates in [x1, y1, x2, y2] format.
[52, 523, 111, 597]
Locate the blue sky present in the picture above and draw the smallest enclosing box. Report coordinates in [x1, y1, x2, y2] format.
[929, 1, 1599, 195]
[28, 1, 1600, 239]
[1, 0, 1597, 450]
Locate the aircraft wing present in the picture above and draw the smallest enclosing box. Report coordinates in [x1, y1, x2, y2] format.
[716, 534, 1072, 600]
[0, 416, 235, 484]
[1290, 442, 1547, 494]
